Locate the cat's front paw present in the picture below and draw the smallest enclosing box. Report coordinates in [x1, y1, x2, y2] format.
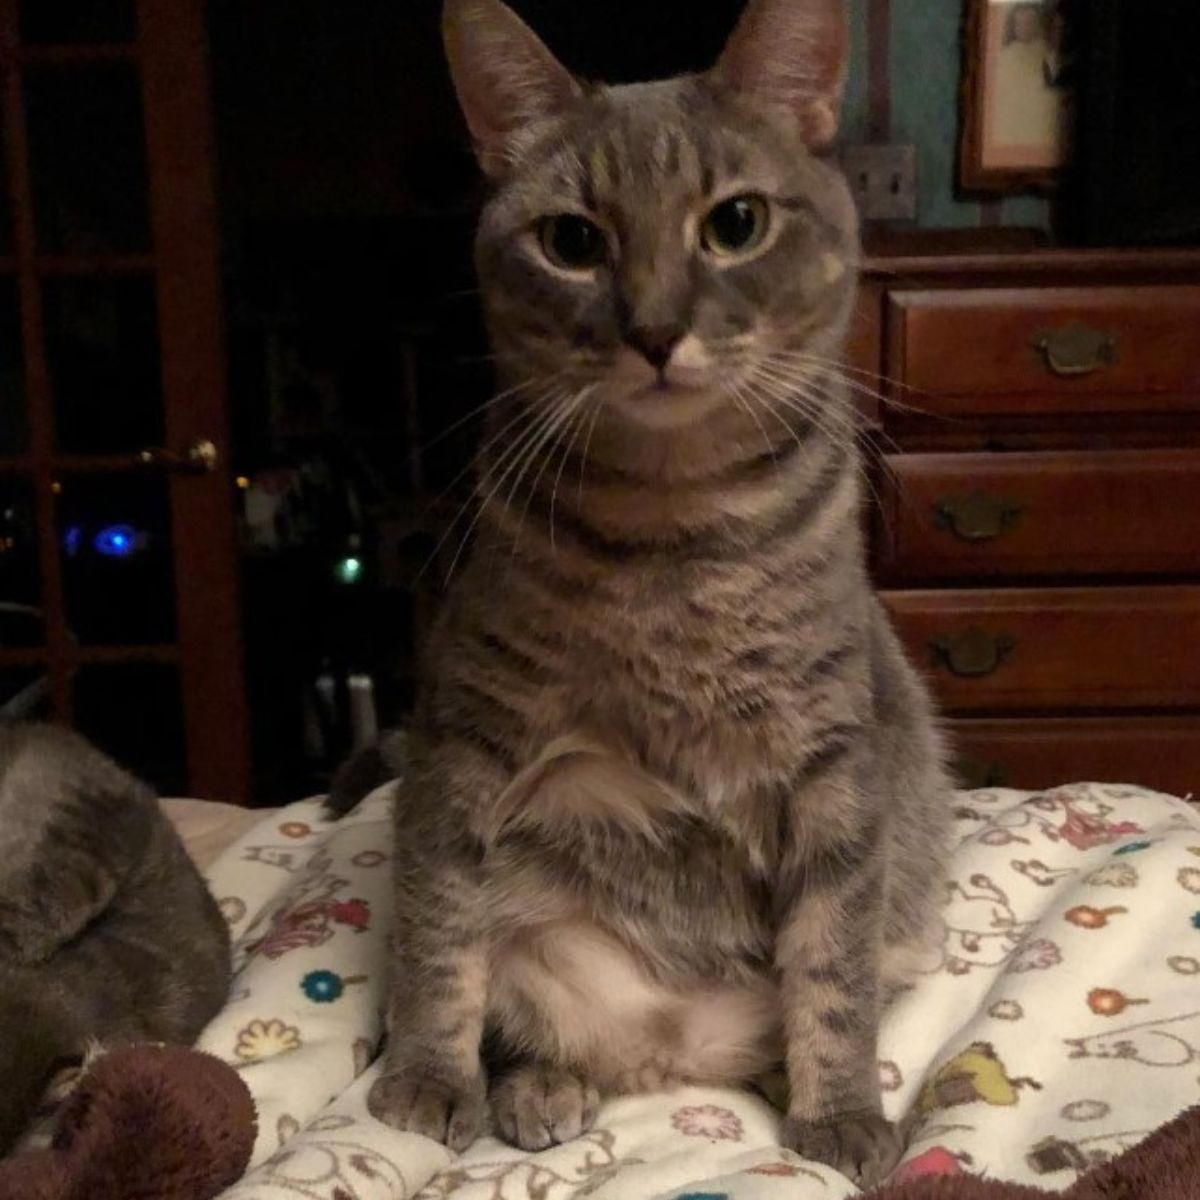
[367, 1066, 486, 1153]
[490, 1062, 599, 1151]
[782, 1110, 902, 1187]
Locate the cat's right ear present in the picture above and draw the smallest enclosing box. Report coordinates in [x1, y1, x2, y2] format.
[443, 0, 580, 179]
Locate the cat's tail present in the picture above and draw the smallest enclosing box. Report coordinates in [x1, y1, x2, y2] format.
[0, 980, 84, 1154]
[324, 727, 410, 817]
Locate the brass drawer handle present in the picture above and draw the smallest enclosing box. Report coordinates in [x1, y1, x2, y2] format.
[1032, 323, 1117, 377]
[934, 492, 1023, 542]
[929, 628, 1015, 678]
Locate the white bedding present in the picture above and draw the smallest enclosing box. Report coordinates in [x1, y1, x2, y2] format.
[198, 781, 1200, 1198]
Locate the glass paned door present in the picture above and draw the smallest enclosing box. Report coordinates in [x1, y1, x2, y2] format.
[0, 0, 249, 800]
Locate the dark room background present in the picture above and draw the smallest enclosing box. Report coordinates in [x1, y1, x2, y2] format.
[6, 1, 1190, 802]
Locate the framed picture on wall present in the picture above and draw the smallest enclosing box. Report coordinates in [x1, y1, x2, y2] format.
[959, 0, 1077, 192]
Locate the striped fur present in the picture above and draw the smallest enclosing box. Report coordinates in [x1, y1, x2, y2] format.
[366, 0, 952, 1185]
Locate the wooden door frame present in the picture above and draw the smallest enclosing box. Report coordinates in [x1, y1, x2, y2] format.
[0, 0, 251, 802]
[139, 0, 250, 802]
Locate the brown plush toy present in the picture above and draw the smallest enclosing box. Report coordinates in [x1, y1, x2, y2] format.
[0, 1043, 256, 1200]
[862, 1104, 1200, 1198]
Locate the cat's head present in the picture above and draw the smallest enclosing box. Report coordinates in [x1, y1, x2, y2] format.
[445, 0, 857, 433]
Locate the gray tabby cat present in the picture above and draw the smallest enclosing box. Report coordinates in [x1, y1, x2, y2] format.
[0, 723, 231, 1153]
[366, 0, 951, 1185]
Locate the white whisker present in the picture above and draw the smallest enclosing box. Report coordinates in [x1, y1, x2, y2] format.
[420, 371, 567, 454]
[549, 389, 595, 553]
[575, 401, 604, 506]
[509, 387, 593, 557]
[440, 387, 571, 584]
[745, 366, 890, 514]
[728, 380, 779, 464]
[414, 396, 549, 584]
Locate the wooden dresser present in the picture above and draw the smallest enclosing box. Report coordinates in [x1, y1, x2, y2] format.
[851, 248, 1200, 799]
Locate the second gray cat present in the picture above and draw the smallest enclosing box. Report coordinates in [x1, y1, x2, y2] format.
[0, 723, 231, 1154]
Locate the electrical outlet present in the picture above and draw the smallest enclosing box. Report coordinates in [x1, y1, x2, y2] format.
[840, 143, 917, 222]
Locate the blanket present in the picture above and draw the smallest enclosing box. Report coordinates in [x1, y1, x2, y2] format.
[6, 1045, 1200, 1200]
[199, 781, 1200, 1198]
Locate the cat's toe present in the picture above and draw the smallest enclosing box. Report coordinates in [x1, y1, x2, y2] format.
[367, 1069, 486, 1152]
[490, 1064, 599, 1151]
[782, 1110, 903, 1187]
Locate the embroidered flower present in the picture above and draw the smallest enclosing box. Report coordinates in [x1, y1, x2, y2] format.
[331, 898, 371, 931]
[302, 969, 345, 1003]
[1057, 808, 1140, 850]
[1062, 1100, 1110, 1122]
[1084, 861, 1138, 888]
[989, 999, 1024, 1021]
[1065, 905, 1126, 929]
[300, 969, 366, 1003]
[235, 1018, 302, 1061]
[670, 1105, 744, 1141]
[891, 1147, 966, 1181]
[249, 899, 335, 960]
[1087, 988, 1148, 1017]
[1008, 937, 1062, 973]
[277, 1114, 301, 1145]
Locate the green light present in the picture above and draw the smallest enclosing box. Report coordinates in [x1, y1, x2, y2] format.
[336, 555, 363, 584]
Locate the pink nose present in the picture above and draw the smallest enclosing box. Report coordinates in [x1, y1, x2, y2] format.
[625, 326, 683, 370]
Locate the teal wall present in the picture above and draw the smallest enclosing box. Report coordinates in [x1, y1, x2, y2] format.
[843, 0, 1050, 230]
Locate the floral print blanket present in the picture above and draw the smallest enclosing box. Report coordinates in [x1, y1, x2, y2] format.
[200, 780, 1200, 1199]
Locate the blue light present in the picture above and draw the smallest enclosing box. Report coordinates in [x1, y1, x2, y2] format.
[335, 555, 363, 584]
[94, 524, 139, 558]
[63, 525, 83, 557]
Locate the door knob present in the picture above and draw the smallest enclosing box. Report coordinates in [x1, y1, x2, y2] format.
[138, 439, 220, 473]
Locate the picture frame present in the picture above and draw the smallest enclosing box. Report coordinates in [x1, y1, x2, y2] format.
[959, 0, 1076, 194]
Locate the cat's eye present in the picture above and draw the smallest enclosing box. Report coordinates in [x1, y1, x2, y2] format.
[539, 214, 607, 271]
[700, 194, 770, 257]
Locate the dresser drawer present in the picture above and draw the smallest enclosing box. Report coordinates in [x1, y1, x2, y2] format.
[882, 586, 1200, 711]
[876, 448, 1200, 581]
[887, 286, 1200, 416]
[948, 716, 1200, 798]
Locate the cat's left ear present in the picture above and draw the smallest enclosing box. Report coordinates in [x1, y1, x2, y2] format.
[443, 0, 581, 179]
[709, 0, 848, 148]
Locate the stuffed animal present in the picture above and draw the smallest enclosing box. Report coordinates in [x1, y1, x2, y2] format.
[0, 1043, 255, 1200]
[863, 1102, 1200, 1198]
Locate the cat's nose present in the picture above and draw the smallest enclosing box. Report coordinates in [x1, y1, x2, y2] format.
[625, 325, 684, 371]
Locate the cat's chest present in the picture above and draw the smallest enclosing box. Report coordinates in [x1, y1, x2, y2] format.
[582, 560, 788, 684]
[569, 572, 815, 727]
